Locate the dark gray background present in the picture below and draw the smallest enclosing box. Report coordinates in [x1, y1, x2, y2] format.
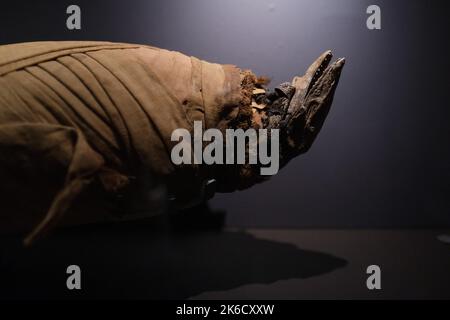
[1, 0, 449, 227]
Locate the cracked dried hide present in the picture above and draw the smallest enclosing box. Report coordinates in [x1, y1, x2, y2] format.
[0, 42, 344, 244]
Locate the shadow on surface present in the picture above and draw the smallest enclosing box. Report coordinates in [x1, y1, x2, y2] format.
[0, 214, 347, 299]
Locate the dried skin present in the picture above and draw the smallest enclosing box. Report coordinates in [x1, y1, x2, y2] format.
[248, 51, 345, 172]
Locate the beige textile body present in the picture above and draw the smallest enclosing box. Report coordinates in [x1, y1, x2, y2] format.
[0, 41, 255, 243]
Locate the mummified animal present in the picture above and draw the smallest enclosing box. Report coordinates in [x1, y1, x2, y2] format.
[0, 41, 344, 244]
